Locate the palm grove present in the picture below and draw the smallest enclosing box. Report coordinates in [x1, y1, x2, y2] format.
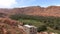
[10, 14, 60, 33]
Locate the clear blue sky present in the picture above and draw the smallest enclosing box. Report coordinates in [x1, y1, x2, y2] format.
[14, 0, 60, 7]
[0, 0, 60, 8]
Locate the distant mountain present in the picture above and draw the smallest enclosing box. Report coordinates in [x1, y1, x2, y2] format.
[0, 6, 60, 17]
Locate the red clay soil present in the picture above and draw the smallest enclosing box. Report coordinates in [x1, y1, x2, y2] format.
[0, 17, 26, 34]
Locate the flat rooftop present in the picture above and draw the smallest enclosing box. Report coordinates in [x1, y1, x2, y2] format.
[24, 25, 37, 28]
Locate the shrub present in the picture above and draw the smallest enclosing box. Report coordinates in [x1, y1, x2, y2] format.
[37, 25, 47, 32]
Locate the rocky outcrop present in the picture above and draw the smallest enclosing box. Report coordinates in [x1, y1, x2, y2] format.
[0, 17, 26, 34]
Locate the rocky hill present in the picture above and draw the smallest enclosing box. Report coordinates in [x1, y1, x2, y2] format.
[0, 6, 60, 17]
[0, 17, 26, 34]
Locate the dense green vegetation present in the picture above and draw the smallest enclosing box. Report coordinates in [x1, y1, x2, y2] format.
[10, 14, 60, 33]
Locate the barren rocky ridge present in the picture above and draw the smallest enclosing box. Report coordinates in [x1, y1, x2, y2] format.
[0, 6, 60, 17]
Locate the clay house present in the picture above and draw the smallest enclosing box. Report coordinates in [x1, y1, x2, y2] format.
[24, 25, 37, 34]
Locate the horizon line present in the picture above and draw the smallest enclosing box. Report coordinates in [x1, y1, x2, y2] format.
[0, 5, 60, 9]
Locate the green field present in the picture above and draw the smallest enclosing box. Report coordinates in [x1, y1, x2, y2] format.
[10, 14, 60, 33]
[19, 19, 44, 27]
